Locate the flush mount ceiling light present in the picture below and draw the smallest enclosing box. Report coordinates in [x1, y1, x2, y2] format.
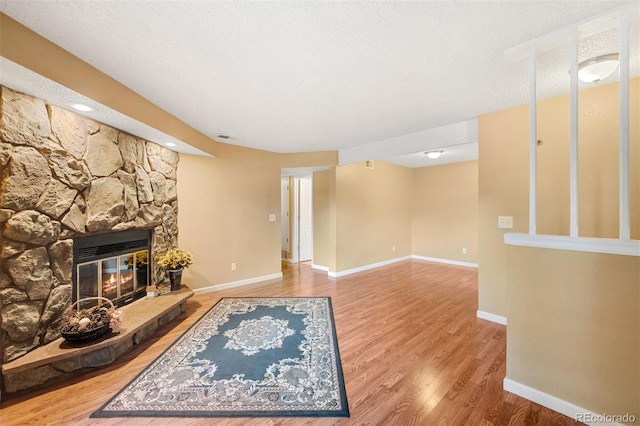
[71, 103, 93, 112]
[165, 142, 176, 147]
[577, 53, 619, 84]
[425, 150, 443, 159]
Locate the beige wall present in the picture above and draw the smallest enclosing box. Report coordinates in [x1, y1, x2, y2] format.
[478, 102, 529, 317]
[536, 80, 640, 238]
[314, 161, 478, 272]
[478, 79, 640, 318]
[312, 170, 331, 268]
[506, 246, 639, 419]
[328, 167, 338, 272]
[177, 154, 282, 289]
[334, 161, 412, 272]
[412, 160, 478, 264]
[480, 79, 640, 419]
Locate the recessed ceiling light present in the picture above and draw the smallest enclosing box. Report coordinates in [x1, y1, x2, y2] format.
[425, 150, 443, 159]
[71, 103, 93, 112]
[165, 142, 177, 147]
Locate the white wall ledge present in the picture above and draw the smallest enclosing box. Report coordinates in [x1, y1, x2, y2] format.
[504, 233, 640, 257]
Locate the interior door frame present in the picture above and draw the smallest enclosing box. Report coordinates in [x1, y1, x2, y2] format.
[286, 173, 313, 264]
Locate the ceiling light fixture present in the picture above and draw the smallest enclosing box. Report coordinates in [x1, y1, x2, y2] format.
[165, 142, 176, 147]
[425, 150, 443, 159]
[577, 53, 619, 84]
[71, 103, 93, 112]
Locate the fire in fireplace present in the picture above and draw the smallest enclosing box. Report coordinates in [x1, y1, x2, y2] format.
[73, 230, 151, 307]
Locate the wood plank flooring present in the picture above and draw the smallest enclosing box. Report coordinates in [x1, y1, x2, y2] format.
[0, 260, 583, 426]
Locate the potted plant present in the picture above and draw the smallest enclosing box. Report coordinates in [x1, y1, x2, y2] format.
[156, 248, 193, 291]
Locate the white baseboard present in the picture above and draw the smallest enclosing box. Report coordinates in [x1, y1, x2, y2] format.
[476, 310, 507, 325]
[411, 255, 478, 268]
[503, 378, 624, 426]
[324, 255, 475, 278]
[311, 263, 329, 272]
[192, 272, 283, 295]
[328, 256, 412, 278]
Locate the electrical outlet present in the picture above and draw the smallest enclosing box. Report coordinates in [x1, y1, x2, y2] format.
[498, 216, 513, 229]
[462, 247, 467, 254]
[231, 262, 237, 271]
[392, 245, 395, 252]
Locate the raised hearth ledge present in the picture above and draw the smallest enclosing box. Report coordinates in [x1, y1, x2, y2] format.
[2, 287, 193, 395]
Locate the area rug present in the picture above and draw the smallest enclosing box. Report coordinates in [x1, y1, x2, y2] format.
[91, 297, 349, 418]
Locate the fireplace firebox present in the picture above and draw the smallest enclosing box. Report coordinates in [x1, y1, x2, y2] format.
[72, 230, 151, 308]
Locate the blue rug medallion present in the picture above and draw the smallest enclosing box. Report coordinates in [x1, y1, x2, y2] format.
[92, 297, 349, 418]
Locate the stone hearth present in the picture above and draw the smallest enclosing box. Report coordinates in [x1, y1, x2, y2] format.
[2, 288, 193, 395]
[0, 86, 180, 365]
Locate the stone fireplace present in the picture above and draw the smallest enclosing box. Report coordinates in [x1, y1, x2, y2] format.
[0, 86, 180, 364]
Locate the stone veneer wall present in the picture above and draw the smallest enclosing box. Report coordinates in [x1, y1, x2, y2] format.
[0, 86, 179, 363]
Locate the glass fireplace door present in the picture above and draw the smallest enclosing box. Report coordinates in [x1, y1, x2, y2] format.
[130, 250, 148, 290]
[118, 254, 135, 297]
[101, 257, 119, 300]
[77, 262, 99, 300]
[76, 249, 149, 306]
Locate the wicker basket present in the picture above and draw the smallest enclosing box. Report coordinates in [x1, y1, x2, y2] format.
[61, 297, 114, 342]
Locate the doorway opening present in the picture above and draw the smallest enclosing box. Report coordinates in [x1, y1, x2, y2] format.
[280, 173, 313, 264]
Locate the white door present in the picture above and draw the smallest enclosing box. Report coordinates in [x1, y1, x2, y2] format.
[298, 177, 313, 262]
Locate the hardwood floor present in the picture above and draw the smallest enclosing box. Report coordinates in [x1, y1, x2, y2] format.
[0, 260, 582, 426]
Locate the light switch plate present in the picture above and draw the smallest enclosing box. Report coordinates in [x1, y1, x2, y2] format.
[269, 213, 277, 222]
[498, 216, 513, 229]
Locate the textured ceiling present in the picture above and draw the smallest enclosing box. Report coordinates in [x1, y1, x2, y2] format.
[0, 1, 637, 156]
[0, 57, 212, 157]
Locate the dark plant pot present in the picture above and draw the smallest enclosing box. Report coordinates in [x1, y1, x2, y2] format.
[168, 269, 183, 291]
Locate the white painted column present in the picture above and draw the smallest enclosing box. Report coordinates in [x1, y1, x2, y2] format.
[569, 32, 579, 238]
[529, 50, 537, 236]
[619, 15, 630, 240]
